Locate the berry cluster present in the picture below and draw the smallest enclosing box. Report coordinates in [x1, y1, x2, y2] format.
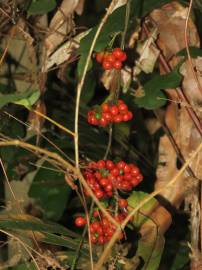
[75, 206, 128, 245]
[87, 99, 133, 127]
[96, 48, 127, 70]
[83, 159, 143, 199]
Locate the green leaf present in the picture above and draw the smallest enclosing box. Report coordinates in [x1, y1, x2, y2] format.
[128, 191, 157, 228]
[170, 244, 189, 270]
[28, 0, 56, 15]
[0, 89, 40, 109]
[135, 68, 183, 109]
[0, 214, 77, 237]
[29, 161, 71, 221]
[41, 233, 90, 258]
[177, 46, 202, 58]
[128, 191, 164, 269]
[14, 90, 40, 109]
[137, 231, 165, 270]
[80, 72, 96, 104]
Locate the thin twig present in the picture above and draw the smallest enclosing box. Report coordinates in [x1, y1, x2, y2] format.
[33, 110, 75, 137]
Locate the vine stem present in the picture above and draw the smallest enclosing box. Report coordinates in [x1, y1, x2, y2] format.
[95, 141, 202, 270]
[74, 0, 119, 169]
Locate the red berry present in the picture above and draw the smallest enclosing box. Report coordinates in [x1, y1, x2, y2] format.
[118, 103, 128, 111]
[98, 235, 105, 245]
[102, 112, 112, 122]
[94, 189, 104, 199]
[113, 114, 123, 123]
[116, 161, 126, 170]
[113, 60, 122, 70]
[127, 111, 133, 120]
[102, 60, 112, 70]
[112, 48, 123, 59]
[136, 174, 143, 182]
[88, 115, 99, 125]
[75, 216, 87, 227]
[97, 160, 106, 169]
[96, 225, 104, 235]
[110, 105, 119, 115]
[95, 171, 102, 180]
[124, 173, 132, 181]
[96, 52, 104, 63]
[130, 178, 139, 186]
[101, 103, 110, 112]
[100, 117, 108, 127]
[105, 53, 116, 63]
[93, 210, 99, 218]
[123, 164, 131, 173]
[119, 52, 127, 62]
[106, 160, 115, 170]
[122, 113, 131, 122]
[100, 178, 109, 186]
[118, 199, 128, 208]
[110, 168, 119, 177]
[131, 166, 140, 176]
[91, 221, 100, 230]
[118, 99, 124, 104]
[105, 183, 113, 192]
[112, 48, 127, 62]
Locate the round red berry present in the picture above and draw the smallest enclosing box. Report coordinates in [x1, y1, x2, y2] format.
[110, 105, 119, 115]
[119, 52, 127, 62]
[96, 52, 104, 63]
[94, 189, 104, 199]
[100, 117, 108, 127]
[101, 103, 110, 112]
[117, 161, 126, 170]
[105, 53, 116, 63]
[118, 199, 128, 208]
[102, 60, 112, 70]
[106, 160, 115, 170]
[113, 114, 123, 123]
[97, 160, 106, 169]
[75, 216, 87, 227]
[112, 48, 123, 59]
[113, 60, 122, 70]
[100, 178, 109, 186]
[93, 210, 99, 218]
[118, 103, 128, 111]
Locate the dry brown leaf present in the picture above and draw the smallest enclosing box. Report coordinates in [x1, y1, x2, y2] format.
[44, 29, 90, 71]
[45, 0, 85, 56]
[134, 29, 160, 74]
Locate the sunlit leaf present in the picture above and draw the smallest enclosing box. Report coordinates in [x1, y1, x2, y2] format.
[0, 90, 40, 109]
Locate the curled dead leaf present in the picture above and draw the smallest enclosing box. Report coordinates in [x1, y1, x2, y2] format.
[45, 0, 85, 56]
